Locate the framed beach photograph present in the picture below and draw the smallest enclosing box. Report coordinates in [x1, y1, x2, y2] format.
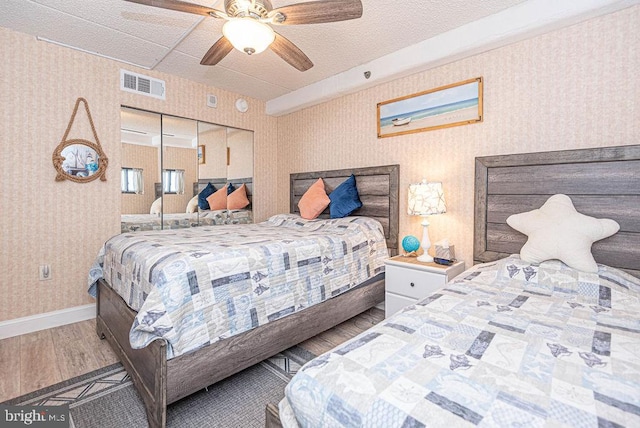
[377, 77, 483, 138]
[198, 145, 206, 164]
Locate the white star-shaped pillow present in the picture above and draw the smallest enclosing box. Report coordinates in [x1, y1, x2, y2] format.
[506, 194, 619, 273]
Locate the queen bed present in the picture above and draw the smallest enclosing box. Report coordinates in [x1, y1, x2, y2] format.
[91, 165, 399, 428]
[270, 145, 640, 427]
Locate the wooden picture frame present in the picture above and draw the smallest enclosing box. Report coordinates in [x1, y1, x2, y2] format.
[377, 77, 483, 138]
[198, 145, 205, 164]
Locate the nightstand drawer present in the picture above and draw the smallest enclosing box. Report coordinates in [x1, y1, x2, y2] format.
[385, 264, 447, 300]
[385, 293, 416, 318]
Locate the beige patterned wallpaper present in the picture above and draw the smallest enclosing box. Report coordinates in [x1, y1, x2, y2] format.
[121, 143, 159, 214]
[1, 6, 638, 322]
[198, 128, 228, 180]
[227, 130, 254, 180]
[0, 26, 278, 321]
[277, 6, 639, 270]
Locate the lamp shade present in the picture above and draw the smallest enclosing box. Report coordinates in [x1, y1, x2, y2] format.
[408, 180, 446, 216]
[222, 18, 275, 55]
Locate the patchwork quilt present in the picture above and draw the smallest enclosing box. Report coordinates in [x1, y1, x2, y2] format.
[88, 214, 388, 358]
[120, 209, 252, 233]
[281, 256, 640, 427]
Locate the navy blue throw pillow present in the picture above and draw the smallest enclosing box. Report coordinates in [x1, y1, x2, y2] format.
[198, 182, 216, 210]
[227, 182, 236, 195]
[329, 174, 363, 218]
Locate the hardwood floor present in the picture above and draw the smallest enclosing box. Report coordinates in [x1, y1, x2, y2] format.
[0, 307, 384, 403]
[0, 321, 119, 402]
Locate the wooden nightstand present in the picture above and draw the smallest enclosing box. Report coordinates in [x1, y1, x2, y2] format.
[384, 256, 465, 317]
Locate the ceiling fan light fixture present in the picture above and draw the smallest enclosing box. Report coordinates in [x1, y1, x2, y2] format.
[222, 18, 275, 55]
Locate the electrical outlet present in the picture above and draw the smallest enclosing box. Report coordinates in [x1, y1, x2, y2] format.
[39, 265, 52, 281]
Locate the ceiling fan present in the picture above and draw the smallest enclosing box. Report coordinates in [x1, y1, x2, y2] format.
[125, 0, 364, 71]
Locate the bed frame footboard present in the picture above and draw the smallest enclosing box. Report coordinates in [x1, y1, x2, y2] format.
[96, 279, 167, 428]
[96, 276, 384, 428]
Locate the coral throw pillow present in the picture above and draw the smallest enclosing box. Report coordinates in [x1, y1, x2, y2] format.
[298, 178, 330, 220]
[206, 187, 227, 211]
[228, 183, 250, 210]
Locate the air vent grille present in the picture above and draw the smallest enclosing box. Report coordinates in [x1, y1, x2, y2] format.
[138, 77, 150, 94]
[123, 73, 136, 90]
[120, 69, 165, 100]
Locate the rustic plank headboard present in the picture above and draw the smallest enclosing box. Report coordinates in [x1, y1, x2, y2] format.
[290, 165, 399, 254]
[474, 145, 640, 277]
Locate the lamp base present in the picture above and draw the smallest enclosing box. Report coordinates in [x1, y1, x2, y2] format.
[417, 216, 433, 263]
[417, 253, 434, 263]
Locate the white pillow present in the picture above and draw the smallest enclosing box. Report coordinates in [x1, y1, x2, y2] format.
[150, 197, 162, 215]
[186, 195, 198, 213]
[506, 194, 619, 273]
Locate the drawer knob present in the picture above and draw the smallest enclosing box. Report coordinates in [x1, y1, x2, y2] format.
[410, 282, 415, 287]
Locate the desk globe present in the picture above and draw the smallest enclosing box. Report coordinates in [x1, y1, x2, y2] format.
[401, 235, 420, 253]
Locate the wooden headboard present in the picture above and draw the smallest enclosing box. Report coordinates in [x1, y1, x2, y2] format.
[474, 145, 640, 277]
[290, 165, 399, 254]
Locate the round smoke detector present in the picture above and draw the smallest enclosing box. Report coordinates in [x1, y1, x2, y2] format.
[235, 98, 249, 113]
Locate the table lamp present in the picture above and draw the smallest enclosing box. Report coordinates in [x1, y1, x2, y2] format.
[407, 180, 446, 262]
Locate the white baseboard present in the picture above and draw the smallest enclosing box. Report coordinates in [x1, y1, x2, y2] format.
[0, 304, 96, 340]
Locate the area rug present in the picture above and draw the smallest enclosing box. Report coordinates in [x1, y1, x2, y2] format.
[2, 346, 314, 427]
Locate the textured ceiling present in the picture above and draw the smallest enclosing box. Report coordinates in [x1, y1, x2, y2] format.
[0, 0, 530, 101]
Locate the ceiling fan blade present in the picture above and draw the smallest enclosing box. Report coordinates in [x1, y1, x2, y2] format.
[270, 33, 313, 72]
[269, 0, 362, 25]
[124, 0, 227, 18]
[200, 37, 234, 66]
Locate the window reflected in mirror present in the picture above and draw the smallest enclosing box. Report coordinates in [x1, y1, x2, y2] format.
[121, 168, 144, 194]
[162, 169, 185, 194]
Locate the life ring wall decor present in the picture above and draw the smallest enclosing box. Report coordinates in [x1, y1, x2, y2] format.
[52, 97, 108, 183]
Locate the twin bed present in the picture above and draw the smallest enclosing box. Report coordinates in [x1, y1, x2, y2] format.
[270, 144, 640, 427]
[91, 144, 640, 428]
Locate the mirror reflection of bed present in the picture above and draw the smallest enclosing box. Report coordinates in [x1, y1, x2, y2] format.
[119, 107, 254, 233]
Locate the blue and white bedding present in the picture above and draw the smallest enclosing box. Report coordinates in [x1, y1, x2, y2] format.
[88, 214, 388, 358]
[120, 209, 252, 233]
[281, 255, 640, 427]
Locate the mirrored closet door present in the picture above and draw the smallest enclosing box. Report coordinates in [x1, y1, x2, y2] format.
[119, 106, 253, 233]
[197, 123, 254, 226]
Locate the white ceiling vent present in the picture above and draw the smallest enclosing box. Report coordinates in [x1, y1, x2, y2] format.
[120, 69, 165, 100]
